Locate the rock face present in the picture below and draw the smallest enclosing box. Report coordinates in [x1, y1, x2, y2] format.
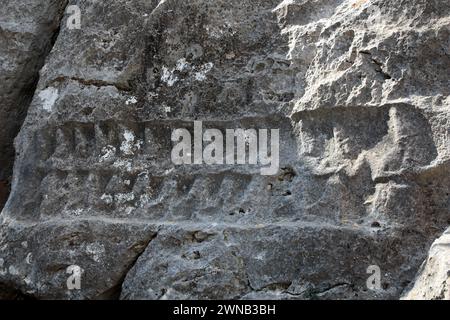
[0, 0, 68, 210]
[0, 0, 449, 299]
[402, 227, 450, 300]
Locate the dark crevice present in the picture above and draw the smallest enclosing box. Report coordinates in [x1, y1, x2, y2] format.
[0, 179, 10, 210]
[46, 76, 132, 92]
[0, 282, 36, 300]
[0, 0, 69, 212]
[95, 232, 158, 300]
[241, 279, 352, 299]
[359, 50, 392, 80]
[295, 282, 353, 300]
[312, 282, 351, 296]
[370, 58, 392, 80]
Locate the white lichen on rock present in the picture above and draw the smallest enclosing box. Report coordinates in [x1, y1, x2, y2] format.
[38, 87, 59, 112]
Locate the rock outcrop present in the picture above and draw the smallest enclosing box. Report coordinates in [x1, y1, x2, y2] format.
[402, 227, 450, 300]
[0, 0, 449, 299]
[0, 0, 68, 210]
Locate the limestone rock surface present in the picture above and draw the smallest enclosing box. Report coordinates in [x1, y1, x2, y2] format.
[0, 0, 449, 299]
[402, 227, 450, 300]
[0, 0, 68, 210]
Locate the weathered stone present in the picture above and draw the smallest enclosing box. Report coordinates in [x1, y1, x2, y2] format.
[402, 227, 450, 300]
[0, 0, 68, 210]
[0, 0, 449, 299]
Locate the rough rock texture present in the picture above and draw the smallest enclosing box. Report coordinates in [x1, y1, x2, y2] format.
[0, 0, 68, 210]
[0, 0, 449, 299]
[402, 227, 450, 300]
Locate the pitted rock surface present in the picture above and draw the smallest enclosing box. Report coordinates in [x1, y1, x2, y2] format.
[0, 0, 449, 299]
